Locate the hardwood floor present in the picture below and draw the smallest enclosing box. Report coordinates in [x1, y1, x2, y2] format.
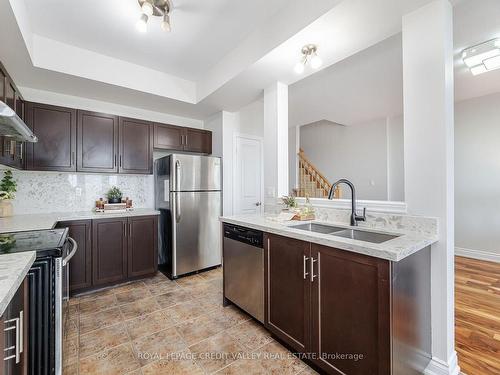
[455, 256, 500, 375]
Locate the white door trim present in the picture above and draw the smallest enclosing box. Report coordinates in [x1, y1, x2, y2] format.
[233, 133, 264, 215]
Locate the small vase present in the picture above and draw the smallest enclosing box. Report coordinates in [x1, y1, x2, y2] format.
[0, 199, 13, 217]
[108, 198, 122, 204]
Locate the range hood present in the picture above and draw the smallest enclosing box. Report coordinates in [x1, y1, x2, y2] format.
[0, 100, 37, 142]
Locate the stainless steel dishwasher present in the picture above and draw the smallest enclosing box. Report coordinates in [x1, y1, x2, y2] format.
[223, 224, 264, 323]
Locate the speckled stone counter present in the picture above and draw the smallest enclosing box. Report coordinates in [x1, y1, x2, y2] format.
[220, 214, 438, 262]
[0, 251, 36, 316]
[0, 208, 160, 234]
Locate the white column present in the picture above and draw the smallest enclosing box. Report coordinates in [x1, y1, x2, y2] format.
[402, 1, 457, 374]
[264, 82, 289, 209]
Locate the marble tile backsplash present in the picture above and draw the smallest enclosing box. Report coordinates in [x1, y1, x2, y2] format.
[4, 170, 154, 215]
[265, 201, 437, 236]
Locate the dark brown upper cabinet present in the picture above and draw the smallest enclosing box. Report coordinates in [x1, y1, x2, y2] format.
[184, 128, 212, 154]
[153, 123, 212, 154]
[154, 123, 184, 151]
[77, 110, 119, 173]
[25, 102, 77, 172]
[265, 233, 311, 353]
[119, 117, 153, 174]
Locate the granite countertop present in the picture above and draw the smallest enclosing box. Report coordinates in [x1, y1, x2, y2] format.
[0, 208, 160, 234]
[220, 214, 438, 262]
[0, 251, 36, 316]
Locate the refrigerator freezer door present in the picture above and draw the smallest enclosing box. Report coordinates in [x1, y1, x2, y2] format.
[171, 154, 221, 191]
[171, 191, 222, 276]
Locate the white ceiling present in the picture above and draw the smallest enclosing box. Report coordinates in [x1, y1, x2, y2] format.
[2, 0, 498, 122]
[289, 0, 500, 128]
[23, 0, 289, 81]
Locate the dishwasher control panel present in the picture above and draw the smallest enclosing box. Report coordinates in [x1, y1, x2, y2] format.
[223, 224, 263, 248]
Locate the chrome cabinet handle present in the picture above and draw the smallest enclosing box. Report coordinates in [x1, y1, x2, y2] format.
[129, 223, 132, 238]
[4, 313, 21, 363]
[310, 257, 318, 282]
[123, 222, 127, 237]
[303, 256, 309, 280]
[119, 155, 122, 168]
[114, 154, 117, 167]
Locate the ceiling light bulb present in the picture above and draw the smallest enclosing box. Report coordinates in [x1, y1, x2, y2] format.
[294, 62, 305, 74]
[470, 64, 487, 76]
[141, 1, 154, 16]
[161, 14, 171, 32]
[310, 53, 323, 69]
[136, 13, 148, 33]
[484, 55, 500, 71]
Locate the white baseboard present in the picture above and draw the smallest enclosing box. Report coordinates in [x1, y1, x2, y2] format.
[424, 352, 461, 375]
[455, 246, 500, 264]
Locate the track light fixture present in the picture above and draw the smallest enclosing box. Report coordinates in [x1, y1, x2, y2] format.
[136, 0, 172, 33]
[294, 44, 322, 74]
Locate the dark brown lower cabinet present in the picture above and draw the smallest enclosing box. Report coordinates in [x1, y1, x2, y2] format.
[264, 233, 431, 375]
[265, 234, 310, 353]
[310, 244, 390, 375]
[59, 216, 158, 291]
[127, 215, 158, 278]
[56, 220, 92, 293]
[1, 279, 28, 375]
[92, 218, 128, 286]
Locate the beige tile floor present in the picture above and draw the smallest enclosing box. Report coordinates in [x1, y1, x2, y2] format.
[64, 267, 318, 375]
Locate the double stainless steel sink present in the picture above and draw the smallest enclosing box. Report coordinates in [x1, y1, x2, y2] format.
[290, 222, 400, 244]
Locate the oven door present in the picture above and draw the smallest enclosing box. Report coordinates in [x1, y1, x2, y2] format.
[57, 237, 77, 374]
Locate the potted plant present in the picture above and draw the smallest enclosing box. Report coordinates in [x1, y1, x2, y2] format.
[281, 195, 298, 210]
[106, 186, 123, 204]
[0, 170, 16, 217]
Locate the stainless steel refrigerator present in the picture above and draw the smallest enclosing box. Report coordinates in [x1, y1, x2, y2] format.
[155, 154, 222, 279]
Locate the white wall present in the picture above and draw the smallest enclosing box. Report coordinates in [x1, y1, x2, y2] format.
[20, 87, 204, 129]
[203, 98, 264, 216]
[387, 115, 405, 201]
[299, 119, 390, 200]
[455, 92, 500, 260]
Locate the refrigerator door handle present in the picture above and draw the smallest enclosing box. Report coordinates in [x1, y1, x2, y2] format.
[175, 160, 181, 192]
[175, 193, 181, 223]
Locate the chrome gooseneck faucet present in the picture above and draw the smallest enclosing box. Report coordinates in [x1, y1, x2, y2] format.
[328, 178, 366, 226]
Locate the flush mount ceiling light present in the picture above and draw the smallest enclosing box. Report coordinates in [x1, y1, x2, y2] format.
[462, 38, 500, 76]
[294, 44, 323, 74]
[136, 0, 172, 33]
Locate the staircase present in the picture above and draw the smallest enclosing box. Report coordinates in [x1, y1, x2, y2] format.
[295, 149, 340, 198]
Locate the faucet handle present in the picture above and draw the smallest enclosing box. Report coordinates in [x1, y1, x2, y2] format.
[356, 207, 367, 222]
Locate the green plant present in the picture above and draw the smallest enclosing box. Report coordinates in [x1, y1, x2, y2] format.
[106, 186, 123, 200]
[0, 170, 17, 200]
[281, 195, 297, 208]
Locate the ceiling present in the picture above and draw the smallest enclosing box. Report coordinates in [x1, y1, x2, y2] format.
[289, 0, 500, 128]
[23, 0, 289, 81]
[2, 0, 497, 123]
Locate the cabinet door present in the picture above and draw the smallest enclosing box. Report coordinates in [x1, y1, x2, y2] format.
[92, 218, 128, 286]
[1, 279, 28, 375]
[184, 128, 212, 154]
[57, 220, 92, 293]
[310, 244, 390, 375]
[119, 117, 152, 174]
[265, 233, 311, 353]
[77, 111, 118, 173]
[25, 102, 77, 171]
[153, 124, 184, 151]
[127, 216, 158, 278]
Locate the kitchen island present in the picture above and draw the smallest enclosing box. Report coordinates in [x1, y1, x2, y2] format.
[221, 214, 437, 375]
